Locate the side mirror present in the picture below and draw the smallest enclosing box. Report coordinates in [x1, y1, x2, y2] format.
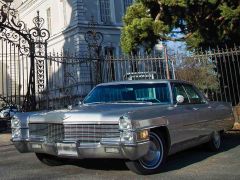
[67, 105, 73, 110]
[175, 95, 184, 107]
[75, 101, 82, 106]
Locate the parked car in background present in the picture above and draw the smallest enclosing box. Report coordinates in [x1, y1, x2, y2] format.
[0, 105, 19, 119]
[11, 80, 234, 175]
[0, 105, 19, 132]
[124, 72, 158, 80]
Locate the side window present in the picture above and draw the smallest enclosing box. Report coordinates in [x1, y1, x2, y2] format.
[172, 83, 190, 104]
[183, 84, 205, 104]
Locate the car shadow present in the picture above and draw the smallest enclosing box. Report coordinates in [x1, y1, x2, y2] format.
[63, 132, 240, 172]
[69, 159, 128, 171]
[162, 132, 240, 172]
[0, 129, 11, 134]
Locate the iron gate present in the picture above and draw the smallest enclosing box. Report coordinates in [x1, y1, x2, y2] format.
[0, 2, 49, 111]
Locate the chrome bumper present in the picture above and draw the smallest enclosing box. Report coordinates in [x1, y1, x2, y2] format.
[12, 138, 150, 160]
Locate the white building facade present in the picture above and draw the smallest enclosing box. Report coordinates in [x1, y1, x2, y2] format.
[14, 0, 134, 56]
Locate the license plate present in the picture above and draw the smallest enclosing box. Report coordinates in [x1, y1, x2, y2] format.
[57, 143, 78, 157]
[31, 143, 42, 149]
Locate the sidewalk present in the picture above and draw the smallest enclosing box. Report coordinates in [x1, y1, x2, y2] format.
[0, 133, 11, 144]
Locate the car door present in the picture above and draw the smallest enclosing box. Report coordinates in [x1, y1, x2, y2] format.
[183, 84, 216, 136]
[168, 83, 200, 146]
[182, 84, 214, 136]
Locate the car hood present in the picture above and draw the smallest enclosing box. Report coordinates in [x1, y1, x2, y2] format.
[28, 103, 160, 124]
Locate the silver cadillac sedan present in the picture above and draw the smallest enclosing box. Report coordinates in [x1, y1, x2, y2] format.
[11, 80, 234, 175]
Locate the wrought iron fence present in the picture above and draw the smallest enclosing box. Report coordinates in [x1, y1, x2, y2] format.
[1, 45, 240, 110]
[170, 45, 240, 106]
[102, 54, 175, 82]
[34, 45, 240, 109]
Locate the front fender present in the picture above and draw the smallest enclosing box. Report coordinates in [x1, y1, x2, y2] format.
[131, 116, 169, 130]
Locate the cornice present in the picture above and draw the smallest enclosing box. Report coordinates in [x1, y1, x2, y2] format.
[18, 0, 50, 18]
[18, 0, 39, 11]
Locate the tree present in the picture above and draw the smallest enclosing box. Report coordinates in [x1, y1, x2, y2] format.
[121, 0, 240, 53]
[175, 56, 219, 93]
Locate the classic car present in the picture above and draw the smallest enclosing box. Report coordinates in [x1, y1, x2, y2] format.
[11, 80, 234, 175]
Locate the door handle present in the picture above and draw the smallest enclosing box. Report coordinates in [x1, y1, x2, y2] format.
[193, 108, 199, 111]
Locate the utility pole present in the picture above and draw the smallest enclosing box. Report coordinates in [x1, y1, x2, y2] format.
[164, 46, 170, 80]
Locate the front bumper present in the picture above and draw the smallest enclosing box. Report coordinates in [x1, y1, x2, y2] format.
[12, 138, 150, 161]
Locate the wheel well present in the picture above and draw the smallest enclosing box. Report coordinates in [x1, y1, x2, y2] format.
[151, 126, 171, 152]
[219, 130, 225, 135]
[221, 129, 225, 133]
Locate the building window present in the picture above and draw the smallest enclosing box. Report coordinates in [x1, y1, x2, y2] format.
[123, 0, 133, 13]
[46, 8, 52, 35]
[99, 0, 111, 24]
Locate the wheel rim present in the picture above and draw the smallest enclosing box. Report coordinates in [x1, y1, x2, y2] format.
[213, 132, 221, 149]
[139, 132, 163, 170]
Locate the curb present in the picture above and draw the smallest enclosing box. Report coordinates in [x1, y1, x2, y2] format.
[233, 122, 240, 131]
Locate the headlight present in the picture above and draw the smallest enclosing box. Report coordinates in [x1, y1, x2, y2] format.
[119, 114, 134, 143]
[119, 115, 132, 130]
[12, 128, 21, 138]
[122, 131, 134, 142]
[11, 116, 20, 128]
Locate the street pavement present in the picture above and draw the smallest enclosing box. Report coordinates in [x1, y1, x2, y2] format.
[0, 132, 240, 180]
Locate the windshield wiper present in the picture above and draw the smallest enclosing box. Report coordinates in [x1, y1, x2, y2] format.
[84, 100, 156, 105]
[84, 102, 108, 105]
[112, 100, 153, 104]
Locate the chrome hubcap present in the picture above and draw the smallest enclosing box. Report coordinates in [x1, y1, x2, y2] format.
[139, 133, 163, 170]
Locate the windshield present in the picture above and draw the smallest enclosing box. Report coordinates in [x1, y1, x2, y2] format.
[83, 83, 171, 104]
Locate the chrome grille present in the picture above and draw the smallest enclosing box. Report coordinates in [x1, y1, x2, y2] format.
[64, 124, 120, 143]
[29, 123, 64, 142]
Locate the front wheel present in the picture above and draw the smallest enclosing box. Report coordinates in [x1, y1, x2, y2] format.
[125, 131, 167, 175]
[35, 153, 64, 166]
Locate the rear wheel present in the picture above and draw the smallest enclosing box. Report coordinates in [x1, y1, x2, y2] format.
[125, 131, 167, 175]
[206, 131, 222, 152]
[35, 153, 64, 166]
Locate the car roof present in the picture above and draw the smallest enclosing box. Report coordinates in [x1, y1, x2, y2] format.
[97, 79, 192, 86]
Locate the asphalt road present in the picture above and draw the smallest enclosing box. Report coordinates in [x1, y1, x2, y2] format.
[0, 132, 240, 180]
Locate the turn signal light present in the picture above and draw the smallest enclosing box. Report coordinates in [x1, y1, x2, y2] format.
[137, 130, 149, 141]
